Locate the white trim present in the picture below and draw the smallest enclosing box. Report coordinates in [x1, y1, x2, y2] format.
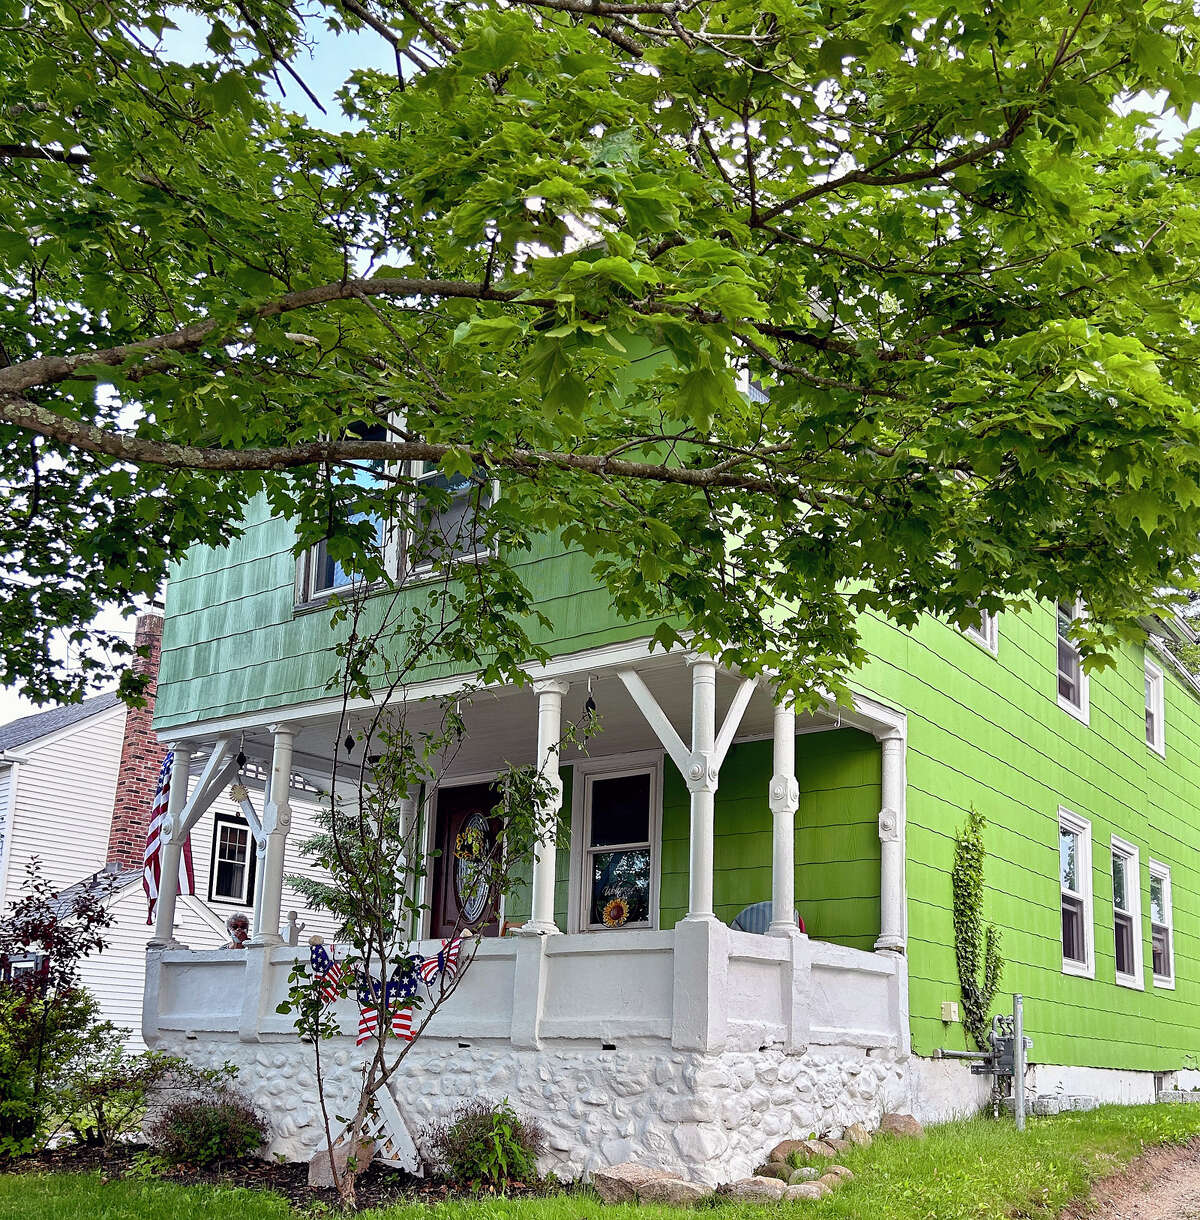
[1056, 600, 1090, 725]
[403, 468, 500, 580]
[0, 759, 19, 915]
[1110, 835, 1144, 990]
[962, 611, 999, 656]
[1144, 657, 1166, 757]
[1059, 807, 1094, 979]
[1149, 858, 1175, 989]
[567, 750, 663, 935]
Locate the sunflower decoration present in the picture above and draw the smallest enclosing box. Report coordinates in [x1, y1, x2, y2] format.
[602, 896, 630, 928]
[455, 823, 486, 862]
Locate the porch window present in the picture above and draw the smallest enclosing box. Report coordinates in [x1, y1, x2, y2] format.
[963, 608, 999, 655]
[1111, 836, 1143, 989]
[406, 462, 494, 575]
[1059, 809, 1093, 977]
[1056, 600, 1088, 722]
[210, 815, 254, 905]
[1145, 658, 1165, 756]
[1150, 861, 1174, 987]
[582, 767, 658, 931]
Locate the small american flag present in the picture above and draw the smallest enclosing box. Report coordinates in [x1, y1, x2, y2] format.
[385, 976, 415, 1042]
[309, 942, 343, 1004]
[142, 750, 195, 926]
[357, 972, 384, 1046]
[418, 936, 462, 985]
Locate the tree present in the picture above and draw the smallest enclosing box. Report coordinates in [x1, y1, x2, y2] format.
[3, 0, 1200, 706]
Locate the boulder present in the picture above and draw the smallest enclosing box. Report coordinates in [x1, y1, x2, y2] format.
[756, 1162, 793, 1181]
[788, 1167, 821, 1184]
[592, 1163, 681, 1204]
[825, 1138, 851, 1153]
[784, 1182, 830, 1201]
[768, 1138, 810, 1164]
[727, 1176, 789, 1201]
[844, 1122, 873, 1147]
[810, 1139, 840, 1158]
[818, 1173, 845, 1191]
[637, 1179, 712, 1205]
[823, 1165, 854, 1182]
[879, 1112, 925, 1140]
[308, 1137, 374, 1190]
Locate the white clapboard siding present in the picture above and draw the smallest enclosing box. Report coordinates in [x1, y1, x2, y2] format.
[2, 704, 125, 900]
[0, 765, 12, 908]
[79, 885, 228, 1049]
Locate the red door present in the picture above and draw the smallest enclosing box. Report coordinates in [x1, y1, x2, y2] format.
[429, 783, 501, 938]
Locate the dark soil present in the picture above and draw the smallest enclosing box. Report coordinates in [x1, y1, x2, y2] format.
[8, 1142, 555, 1212]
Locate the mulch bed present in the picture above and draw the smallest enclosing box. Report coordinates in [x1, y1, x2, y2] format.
[8, 1142, 555, 1211]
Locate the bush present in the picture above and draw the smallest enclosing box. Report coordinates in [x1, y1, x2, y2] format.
[146, 1088, 268, 1167]
[427, 1098, 546, 1189]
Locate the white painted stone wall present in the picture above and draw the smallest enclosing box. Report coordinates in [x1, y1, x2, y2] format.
[154, 1031, 909, 1185]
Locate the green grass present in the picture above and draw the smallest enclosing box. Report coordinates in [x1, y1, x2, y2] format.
[4, 1104, 1200, 1219]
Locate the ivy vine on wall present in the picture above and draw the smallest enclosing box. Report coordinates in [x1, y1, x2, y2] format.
[952, 807, 1004, 1052]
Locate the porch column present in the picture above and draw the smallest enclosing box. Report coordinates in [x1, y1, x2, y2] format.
[769, 695, 800, 935]
[875, 728, 906, 952]
[526, 679, 569, 934]
[685, 656, 719, 920]
[251, 770, 270, 937]
[150, 741, 192, 946]
[252, 724, 294, 947]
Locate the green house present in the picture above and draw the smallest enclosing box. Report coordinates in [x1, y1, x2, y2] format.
[142, 490, 1200, 1179]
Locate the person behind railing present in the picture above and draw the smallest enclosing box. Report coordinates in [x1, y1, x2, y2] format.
[222, 912, 251, 949]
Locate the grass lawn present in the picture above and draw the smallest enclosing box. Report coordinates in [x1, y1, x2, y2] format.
[4, 1104, 1200, 1219]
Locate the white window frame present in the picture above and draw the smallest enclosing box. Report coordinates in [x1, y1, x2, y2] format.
[1056, 599, 1090, 724]
[210, 814, 254, 906]
[1110, 835, 1144, 990]
[568, 751, 662, 934]
[1059, 807, 1094, 978]
[1149, 859, 1175, 989]
[962, 609, 999, 656]
[403, 462, 499, 580]
[1144, 657, 1166, 757]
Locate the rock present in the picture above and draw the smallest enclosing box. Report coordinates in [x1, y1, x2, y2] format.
[768, 1138, 809, 1164]
[308, 1138, 374, 1189]
[825, 1137, 851, 1152]
[789, 1167, 821, 1184]
[844, 1122, 873, 1147]
[784, 1182, 829, 1201]
[592, 1163, 682, 1204]
[810, 1139, 840, 1158]
[879, 1112, 925, 1140]
[823, 1165, 854, 1181]
[727, 1176, 789, 1201]
[756, 1162, 793, 1181]
[637, 1179, 712, 1205]
[818, 1174, 845, 1191]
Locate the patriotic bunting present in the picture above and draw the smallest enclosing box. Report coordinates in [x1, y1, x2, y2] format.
[356, 974, 383, 1046]
[417, 936, 462, 986]
[309, 941, 343, 1004]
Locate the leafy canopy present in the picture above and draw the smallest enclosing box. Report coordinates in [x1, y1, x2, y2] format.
[3, 0, 1200, 702]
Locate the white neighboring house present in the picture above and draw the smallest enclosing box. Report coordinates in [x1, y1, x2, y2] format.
[0, 614, 334, 1048]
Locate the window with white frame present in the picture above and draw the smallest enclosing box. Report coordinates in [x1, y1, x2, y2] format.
[577, 763, 660, 931]
[1145, 658, 1165, 756]
[210, 815, 254, 905]
[1059, 809, 1093, 976]
[406, 462, 494, 575]
[963, 607, 999, 654]
[1110, 837, 1143, 988]
[1056, 600, 1089, 721]
[1149, 860, 1174, 987]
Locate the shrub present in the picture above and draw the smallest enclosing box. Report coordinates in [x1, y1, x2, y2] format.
[146, 1088, 268, 1167]
[427, 1098, 546, 1189]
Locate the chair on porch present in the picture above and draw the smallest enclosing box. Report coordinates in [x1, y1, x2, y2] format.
[730, 900, 805, 935]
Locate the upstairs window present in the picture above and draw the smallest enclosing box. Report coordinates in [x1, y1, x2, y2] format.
[210, 815, 255, 905]
[963, 608, 999, 655]
[1149, 861, 1174, 987]
[1056, 600, 1089, 723]
[1111, 837, 1143, 989]
[1145, 658, 1165, 756]
[1059, 809, 1093, 977]
[406, 462, 494, 575]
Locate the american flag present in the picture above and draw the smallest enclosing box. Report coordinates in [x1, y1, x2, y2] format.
[309, 942, 343, 1004]
[142, 750, 196, 926]
[385, 976, 415, 1042]
[357, 974, 382, 1046]
[418, 936, 463, 985]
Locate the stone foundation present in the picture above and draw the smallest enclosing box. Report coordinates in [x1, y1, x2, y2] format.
[157, 1033, 909, 1184]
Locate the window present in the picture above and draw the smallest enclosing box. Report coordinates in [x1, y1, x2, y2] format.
[1111, 837, 1143, 989]
[963, 608, 999, 655]
[406, 462, 494, 575]
[1145, 658, 1165, 756]
[1056, 600, 1089, 722]
[1149, 861, 1174, 988]
[210, 815, 255, 905]
[1059, 809, 1093, 977]
[575, 759, 661, 932]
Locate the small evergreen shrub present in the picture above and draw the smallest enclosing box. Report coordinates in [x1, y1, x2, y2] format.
[146, 1088, 267, 1167]
[427, 1098, 546, 1188]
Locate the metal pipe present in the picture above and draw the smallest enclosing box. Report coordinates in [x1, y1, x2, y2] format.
[1014, 993, 1026, 1131]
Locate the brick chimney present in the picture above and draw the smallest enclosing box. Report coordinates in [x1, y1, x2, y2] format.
[106, 611, 167, 869]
